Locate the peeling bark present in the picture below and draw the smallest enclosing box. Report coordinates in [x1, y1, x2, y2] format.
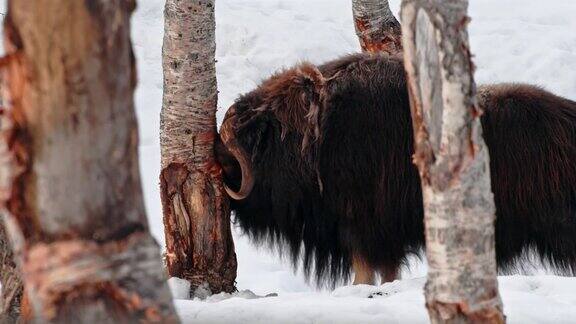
[352, 0, 402, 54]
[0, 1, 178, 322]
[400, 0, 505, 322]
[161, 0, 237, 295]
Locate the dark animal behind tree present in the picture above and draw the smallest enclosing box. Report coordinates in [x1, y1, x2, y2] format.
[215, 53, 576, 287]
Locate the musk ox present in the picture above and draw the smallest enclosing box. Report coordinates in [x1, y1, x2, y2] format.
[215, 52, 576, 287]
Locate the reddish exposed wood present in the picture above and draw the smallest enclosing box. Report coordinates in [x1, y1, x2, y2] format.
[160, 162, 237, 294]
[0, 1, 178, 322]
[22, 232, 172, 321]
[161, 0, 237, 295]
[352, 0, 403, 54]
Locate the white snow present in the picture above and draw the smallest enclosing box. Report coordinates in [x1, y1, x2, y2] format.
[168, 277, 192, 300]
[0, 0, 572, 322]
[173, 276, 576, 324]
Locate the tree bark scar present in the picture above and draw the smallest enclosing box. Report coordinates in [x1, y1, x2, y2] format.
[5, 124, 36, 239]
[0, 27, 41, 242]
[352, 0, 403, 54]
[161, 163, 189, 197]
[427, 300, 504, 323]
[354, 18, 401, 54]
[411, 108, 435, 185]
[354, 18, 372, 52]
[160, 163, 192, 276]
[23, 232, 177, 322]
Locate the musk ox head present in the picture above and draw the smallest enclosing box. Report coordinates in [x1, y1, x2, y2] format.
[214, 61, 352, 285]
[216, 63, 327, 201]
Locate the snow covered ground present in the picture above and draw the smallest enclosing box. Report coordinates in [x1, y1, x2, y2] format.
[172, 276, 576, 323]
[130, 0, 576, 322]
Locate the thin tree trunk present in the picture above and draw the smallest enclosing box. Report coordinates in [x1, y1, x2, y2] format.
[161, 0, 237, 296]
[0, 1, 178, 322]
[400, 0, 505, 322]
[352, 0, 402, 53]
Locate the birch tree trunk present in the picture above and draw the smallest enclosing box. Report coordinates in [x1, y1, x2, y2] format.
[0, 1, 178, 322]
[352, 0, 402, 53]
[161, 0, 237, 296]
[400, 0, 505, 322]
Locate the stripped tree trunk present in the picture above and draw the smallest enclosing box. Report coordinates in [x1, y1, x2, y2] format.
[0, 1, 178, 322]
[400, 0, 505, 323]
[161, 0, 237, 296]
[352, 0, 402, 53]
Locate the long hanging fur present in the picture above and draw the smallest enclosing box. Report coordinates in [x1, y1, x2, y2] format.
[217, 53, 576, 287]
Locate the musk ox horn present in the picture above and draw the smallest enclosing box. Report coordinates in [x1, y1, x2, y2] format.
[219, 106, 255, 200]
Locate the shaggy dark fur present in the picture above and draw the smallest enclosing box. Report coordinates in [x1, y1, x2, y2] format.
[215, 53, 576, 287]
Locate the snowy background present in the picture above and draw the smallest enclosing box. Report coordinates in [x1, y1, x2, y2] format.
[0, 0, 574, 322]
[131, 0, 576, 322]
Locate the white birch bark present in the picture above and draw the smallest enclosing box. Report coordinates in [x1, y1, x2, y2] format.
[0, 1, 178, 322]
[161, 0, 237, 296]
[400, 0, 505, 322]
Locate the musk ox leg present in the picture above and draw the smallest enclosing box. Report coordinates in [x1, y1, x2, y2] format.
[352, 255, 376, 285]
[379, 264, 401, 284]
